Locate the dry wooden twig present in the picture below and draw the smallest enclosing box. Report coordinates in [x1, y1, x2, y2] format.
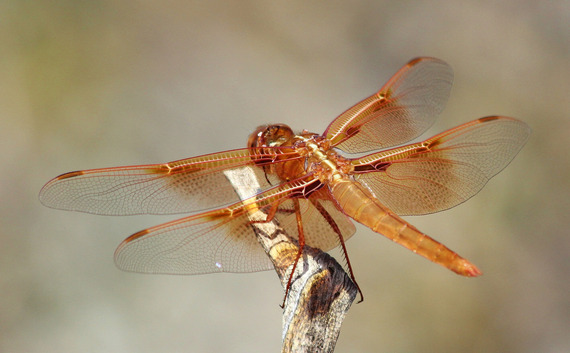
[225, 167, 357, 353]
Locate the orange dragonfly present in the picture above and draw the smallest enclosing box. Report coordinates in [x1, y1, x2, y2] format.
[40, 57, 530, 302]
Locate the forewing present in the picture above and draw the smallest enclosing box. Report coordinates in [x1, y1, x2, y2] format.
[351, 117, 530, 215]
[324, 57, 453, 153]
[39, 147, 300, 215]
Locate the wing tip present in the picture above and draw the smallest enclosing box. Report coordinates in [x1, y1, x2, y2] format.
[56, 170, 85, 180]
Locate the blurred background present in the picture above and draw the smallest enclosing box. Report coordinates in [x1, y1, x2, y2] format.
[1, 0, 568, 352]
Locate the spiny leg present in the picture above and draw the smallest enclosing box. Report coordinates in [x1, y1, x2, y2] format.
[280, 197, 305, 308]
[311, 198, 364, 303]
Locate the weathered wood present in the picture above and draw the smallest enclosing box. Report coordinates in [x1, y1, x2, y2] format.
[224, 167, 357, 353]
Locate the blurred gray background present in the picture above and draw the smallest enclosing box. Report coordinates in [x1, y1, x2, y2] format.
[1, 1, 568, 352]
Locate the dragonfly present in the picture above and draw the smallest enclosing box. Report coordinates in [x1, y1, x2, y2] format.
[40, 57, 530, 303]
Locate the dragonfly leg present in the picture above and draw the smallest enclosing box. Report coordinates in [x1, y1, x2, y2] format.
[280, 198, 305, 308]
[311, 198, 363, 303]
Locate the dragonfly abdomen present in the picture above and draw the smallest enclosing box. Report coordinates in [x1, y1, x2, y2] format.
[331, 179, 481, 277]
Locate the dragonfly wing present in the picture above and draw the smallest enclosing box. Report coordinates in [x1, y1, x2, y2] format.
[114, 173, 328, 274]
[39, 147, 300, 215]
[351, 117, 530, 215]
[114, 209, 274, 274]
[325, 57, 453, 153]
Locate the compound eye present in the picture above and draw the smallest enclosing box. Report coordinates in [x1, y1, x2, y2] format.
[247, 124, 294, 148]
[267, 124, 294, 147]
[269, 134, 288, 147]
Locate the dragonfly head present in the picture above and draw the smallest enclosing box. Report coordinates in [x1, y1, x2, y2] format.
[248, 124, 295, 149]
